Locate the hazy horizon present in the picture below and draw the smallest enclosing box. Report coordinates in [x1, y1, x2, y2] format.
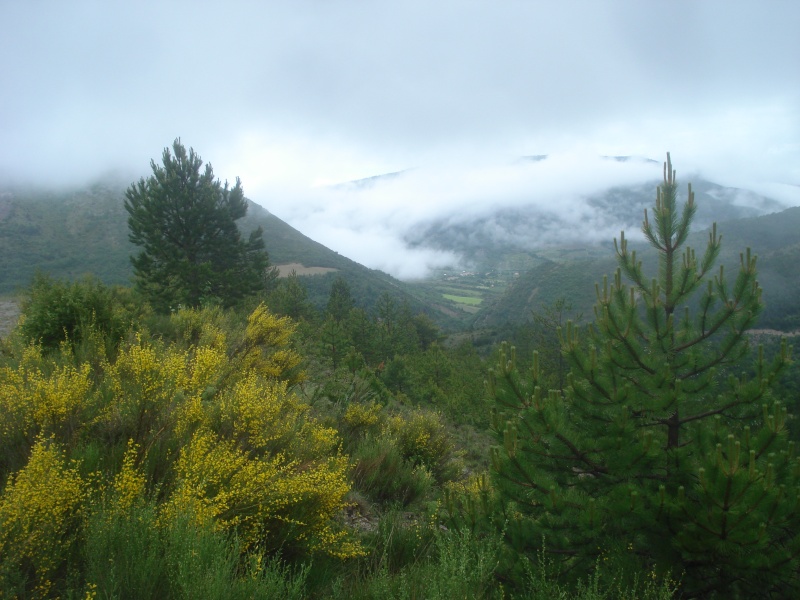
[2, 1, 798, 277]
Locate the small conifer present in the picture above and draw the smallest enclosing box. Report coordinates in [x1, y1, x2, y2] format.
[488, 154, 795, 597]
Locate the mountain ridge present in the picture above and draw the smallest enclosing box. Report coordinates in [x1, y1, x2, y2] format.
[472, 206, 800, 332]
[2, 166, 797, 333]
[0, 180, 461, 327]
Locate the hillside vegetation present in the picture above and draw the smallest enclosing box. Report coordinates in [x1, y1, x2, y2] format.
[1, 164, 798, 598]
[474, 207, 800, 332]
[3, 176, 797, 334]
[0, 181, 462, 329]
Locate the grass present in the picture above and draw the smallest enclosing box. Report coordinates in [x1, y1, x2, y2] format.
[442, 294, 482, 306]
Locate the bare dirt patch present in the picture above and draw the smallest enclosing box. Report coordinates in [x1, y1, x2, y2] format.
[0, 299, 20, 339]
[747, 329, 800, 337]
[275, 263, 339, 277]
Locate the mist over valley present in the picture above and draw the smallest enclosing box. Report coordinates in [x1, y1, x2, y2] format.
[2, 153, 798, 334]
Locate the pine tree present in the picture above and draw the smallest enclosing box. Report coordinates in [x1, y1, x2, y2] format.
[488, 154, 795, 597]
[326, 276, 355, 323]
[319, 316, 351, 372]
[270, 270, 314, 320]
[124, 139, 270, 311]
[345, 307, 379, 365]
[410, 312, 441, 351]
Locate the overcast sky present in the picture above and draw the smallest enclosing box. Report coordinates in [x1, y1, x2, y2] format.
[2, 1, 798, 277]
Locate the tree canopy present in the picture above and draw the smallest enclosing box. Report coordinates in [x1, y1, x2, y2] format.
[124, 139, 270, 311]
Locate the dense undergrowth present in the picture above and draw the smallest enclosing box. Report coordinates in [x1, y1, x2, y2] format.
[1, 273, 795, 598]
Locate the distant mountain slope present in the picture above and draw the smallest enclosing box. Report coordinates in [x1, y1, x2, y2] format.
[0, 182, 133, 289]
[0, 180, 457, 326]
[474, 207, 800, 331]
[405, 176, 785, 271]
[335, 160, 795, 331]
[710, 207, 800, 330]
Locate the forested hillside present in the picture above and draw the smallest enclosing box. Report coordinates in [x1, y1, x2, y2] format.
[404, 169, 785, 270]
[0, 181, 460, 328]
[475, 206, 800, 332]
[3, 174, 796, 333]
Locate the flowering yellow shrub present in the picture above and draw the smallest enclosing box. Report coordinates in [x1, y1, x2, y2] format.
[217, 375, 301, 449]
[298, 420, 341, 457]
[386, 409, 458, 482]
[169, 306, 228, 350]
[187, 343, 228, 390]
[234, 303, 304, 384]
[0, 437, 86, 598]
[155, 306, 360, 558]
[105, 334, 188, 407]
[343, 401, 382, 429]
[110, 440, 146, 513]
[0, 300, 361, 596]
[98, 334, 187, 445]
[0, 344, 92, 443]
[164, 425, 361, 558]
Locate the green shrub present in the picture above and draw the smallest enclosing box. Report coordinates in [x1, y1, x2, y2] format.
[84, 500, 167, 599]
[386, 409, 462, 484]
[521, 541, 679, 600]
[163, 513, 309, 600]
[19, 273, 133, 351]
[84, 500, 310, 600]
[327, 524, 501, 600]
[351, 436, 433, 506]
[412, 528, 500, 599]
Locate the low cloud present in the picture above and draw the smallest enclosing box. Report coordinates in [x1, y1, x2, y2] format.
[260, 153, 663, 278]
[253, 148, 800, 279]
[2, 2, 798, 278]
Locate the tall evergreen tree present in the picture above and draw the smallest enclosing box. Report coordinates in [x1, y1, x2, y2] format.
[410, 312, 441, 351]
[319, 315, 351, 372]
[124, 139, 270, 311]
[270, 270, 315, 321]
[326, 276, 355, 323]
[488, 154, 795, 597]
[345, 307, 379, 365]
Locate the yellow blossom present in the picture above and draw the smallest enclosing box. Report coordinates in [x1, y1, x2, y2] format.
[110, 440, 146, 513]
[0, 350, 92, 441]
[0, 437, 86, 597]
[343, 402, 382, 428]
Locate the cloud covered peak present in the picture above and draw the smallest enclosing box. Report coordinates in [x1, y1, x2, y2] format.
[259, 152, 790, 280]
